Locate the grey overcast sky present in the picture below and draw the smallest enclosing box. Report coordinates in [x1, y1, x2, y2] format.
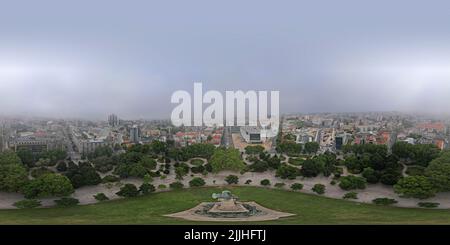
[1, 0, 450, 120]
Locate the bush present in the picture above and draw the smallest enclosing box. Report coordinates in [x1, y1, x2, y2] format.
[139, 183, 155, 195]
[290, 183, 303, 191]
[54, 197, 79, 207]
[94, 193, 109, 202]
[158, 184, 167, 189]
[260, 179, 271, 186]
[102, 175, 120, 183]
[274, 183, 285, 188]
[312, 184, 325, 194]
[13, 199, 41, 209]
[330, 180, 337, 185]
[169, 181, 184, 189]
[116, 183, 139, 197]
[225, 175, 239, 185]
[245, 179, 252, 185]
[418, 202, 440, 208]
[189, 177, 206, 187]
[343, 192, 358, 199]
[339, 175, 367, 190]
[372, 198, 398, 206]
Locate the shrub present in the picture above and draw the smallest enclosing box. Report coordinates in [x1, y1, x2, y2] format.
[13, 199, 41, 209]
[312, 184, 325, 194]
[418, 202, 440, 208]
[330, 180, 337, 185]
[116, 183, 139, 197]
[290, 183, 303, 191]
[94, 193, 109, 202]
[339, 175, 367, 190]
[274, 183, 285, 188]
[189, 177, 206, 187]
[343, 192, 358, 199]
[169, 181, 184, 189]
[139, 183, 155, 195]
[102, 175, 120, 183]
[372, 198, 398, 206]
[158, 184, 167, 189]
[54, 197, 79, 207]
[260, 179, 271, 186]
[225, 175, 239, 185]
[245, 179, 252, 185]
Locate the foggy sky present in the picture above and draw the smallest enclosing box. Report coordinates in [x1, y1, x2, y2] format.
[2, 0, 450, 120]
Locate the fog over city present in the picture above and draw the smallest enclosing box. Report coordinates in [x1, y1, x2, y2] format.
[1, 0, 450, 119]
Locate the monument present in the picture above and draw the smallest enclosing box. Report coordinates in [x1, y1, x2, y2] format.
[165, 190, 294, 222]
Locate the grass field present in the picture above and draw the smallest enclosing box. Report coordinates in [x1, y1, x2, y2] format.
[1, 186, 450, 224]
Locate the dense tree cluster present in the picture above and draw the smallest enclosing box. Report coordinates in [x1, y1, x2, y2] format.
[0, 151, 28, 193]
[65, 162, 101, 188]
[209, 148, 245, 173]
[22, 173, 74, 199]
[392, 142, 440, 166]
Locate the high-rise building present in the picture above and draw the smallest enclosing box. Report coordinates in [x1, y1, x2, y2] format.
[108, 114, 119, 127]
[130, 125, 140, 143]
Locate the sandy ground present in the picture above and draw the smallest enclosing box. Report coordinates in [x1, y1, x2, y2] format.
[1, 161, 449, 210]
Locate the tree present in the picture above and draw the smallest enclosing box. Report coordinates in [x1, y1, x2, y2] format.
[169, 181, 184, 189]
[290, 183, 303, 191]
[394, 176, 436, 199]
[304, 142, 319, 154]
[244, 145, 265, 155]
[312, 184, 325, 194]
[66, 162, 101, 188]
[276, 164, 300, 179]
[260, 179, 271, 186]
[22, 173, 74, 199]
[362, 167, 379, 184]
[17, 149, 35, 167]
[189, 177, 206, 187]
[425, 153, 450, 192]
[225, 175, 239, 184]
[116, 184, 139, 197]
[0, 162, 28, 192]
[339, 175, 366, 190]
[277, 141, 302, 155]
[139, 183, 156, 195]
[210, 148, 245, 173]
[300, 159, 323, 177]
[380, 170, 401, 185]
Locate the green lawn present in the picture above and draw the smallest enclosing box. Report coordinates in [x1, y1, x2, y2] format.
[1, 186, 450, 224]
